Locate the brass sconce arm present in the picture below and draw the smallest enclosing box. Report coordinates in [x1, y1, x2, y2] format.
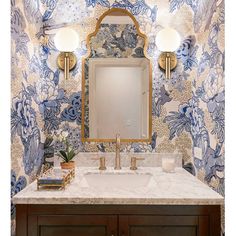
[158, 52, 177, 79]
[57, 52, 77, 80]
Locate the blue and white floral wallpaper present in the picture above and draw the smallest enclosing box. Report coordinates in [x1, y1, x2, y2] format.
[11, 0, 224, 234]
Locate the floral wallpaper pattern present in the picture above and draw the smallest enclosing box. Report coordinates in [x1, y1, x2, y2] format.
[11, 0, 224, 235]
[89, 24, 145, 58]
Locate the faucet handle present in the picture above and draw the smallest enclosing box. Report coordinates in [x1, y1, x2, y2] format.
[91, 156, 106, 170]
[130, 157, 144, 170]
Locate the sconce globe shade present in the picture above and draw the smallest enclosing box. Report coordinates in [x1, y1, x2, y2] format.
[54, 28, 79, 52]
[155, 28, 181, 52]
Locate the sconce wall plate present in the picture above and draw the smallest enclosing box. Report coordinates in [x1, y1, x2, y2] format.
[57, 52, 77, 70]
[158, 52, 177, 71]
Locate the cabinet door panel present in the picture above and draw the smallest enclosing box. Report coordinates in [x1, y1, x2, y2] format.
[119, 215, 204, 236]
[28, 215, 117, 236]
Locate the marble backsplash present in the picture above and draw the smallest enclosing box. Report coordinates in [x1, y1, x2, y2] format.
[54, 153, 183, 168]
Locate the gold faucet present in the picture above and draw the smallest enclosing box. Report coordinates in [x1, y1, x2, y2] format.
[130, 157, 145, 170]
[114, 133, 121, 170]
[91, 156, 106, 170]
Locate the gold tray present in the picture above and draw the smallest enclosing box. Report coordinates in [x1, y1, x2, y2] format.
[37, 168, 75, 190]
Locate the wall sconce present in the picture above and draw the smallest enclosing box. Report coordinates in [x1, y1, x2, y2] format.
[155, 28, 181, 79]
[54, 28, 79, 80]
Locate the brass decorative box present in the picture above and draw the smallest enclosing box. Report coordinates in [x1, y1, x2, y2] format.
[37, 168, 75, 190]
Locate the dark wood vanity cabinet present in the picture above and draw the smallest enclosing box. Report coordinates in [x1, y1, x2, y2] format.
[16, 204, 221, 236]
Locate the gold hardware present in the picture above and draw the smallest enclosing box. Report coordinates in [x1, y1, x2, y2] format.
[115, 134, 121, 170]
[91, 157, 106, 170]
[81, 8, 152, 143]
[57, 52, 77, 80]
[158, 52, 177, 79]
[130, 157, 145, 170]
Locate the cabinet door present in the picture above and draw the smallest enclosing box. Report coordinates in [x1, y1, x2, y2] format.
[28, 215, 117, 236]
[119, 215, 209, 236]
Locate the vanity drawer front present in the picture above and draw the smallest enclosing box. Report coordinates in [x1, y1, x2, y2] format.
[119, 215, 209, 236]
[28, 215, 117, 236]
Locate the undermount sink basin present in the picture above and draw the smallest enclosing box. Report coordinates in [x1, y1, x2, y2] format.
[80, 172, 156, 188]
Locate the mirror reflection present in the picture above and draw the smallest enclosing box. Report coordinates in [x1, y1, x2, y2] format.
[81, 8, 152, 142]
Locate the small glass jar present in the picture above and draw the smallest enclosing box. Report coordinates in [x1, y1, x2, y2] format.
[161, 155, 176, 173]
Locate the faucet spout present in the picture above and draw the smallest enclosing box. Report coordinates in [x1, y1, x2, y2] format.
[115, 133, 121, 170]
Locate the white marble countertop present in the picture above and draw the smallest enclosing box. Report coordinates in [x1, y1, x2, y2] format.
[13, 167, 224, 205]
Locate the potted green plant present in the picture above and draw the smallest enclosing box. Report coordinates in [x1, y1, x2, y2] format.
[54, 130, 76, 169]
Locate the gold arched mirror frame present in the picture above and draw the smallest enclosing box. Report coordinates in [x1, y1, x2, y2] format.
[81, 8, 152, 143]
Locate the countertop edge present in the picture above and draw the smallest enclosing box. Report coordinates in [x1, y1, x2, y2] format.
[12, 197, 224, 205]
